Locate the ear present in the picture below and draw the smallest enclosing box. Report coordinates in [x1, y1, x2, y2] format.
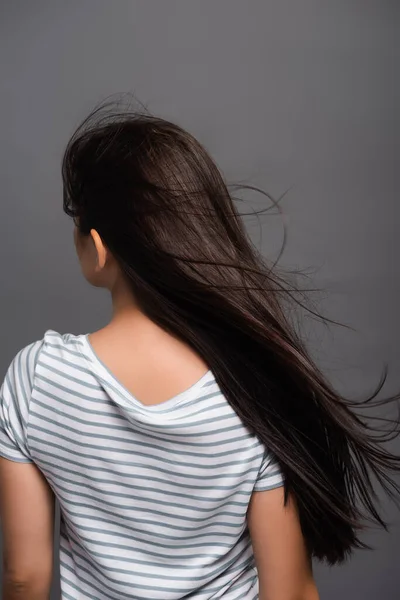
[90, 229, 108, 271]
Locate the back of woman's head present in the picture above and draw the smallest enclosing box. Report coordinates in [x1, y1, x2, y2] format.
[62, 105, 400, 565]
[63, 111, 253, 291]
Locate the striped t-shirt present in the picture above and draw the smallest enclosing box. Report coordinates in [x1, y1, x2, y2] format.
[0, 330, 284, 600]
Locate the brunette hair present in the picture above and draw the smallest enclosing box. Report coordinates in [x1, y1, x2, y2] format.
[62, 104, 400, 564]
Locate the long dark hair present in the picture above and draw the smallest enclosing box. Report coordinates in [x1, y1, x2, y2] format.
[62, 104, 400, 565]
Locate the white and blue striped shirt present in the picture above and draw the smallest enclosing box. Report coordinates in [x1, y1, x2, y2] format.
[0, 330, 284, 599]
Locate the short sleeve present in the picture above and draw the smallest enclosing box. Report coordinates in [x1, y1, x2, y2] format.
[0, 340, 43, 463]
[253, 447, 285, 492]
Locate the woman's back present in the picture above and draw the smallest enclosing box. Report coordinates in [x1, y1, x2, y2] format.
[0, 329, 282, 599]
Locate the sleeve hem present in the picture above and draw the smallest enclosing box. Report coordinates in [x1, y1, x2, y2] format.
[253, 478, 285, 492]
[0, 448, 34, 463]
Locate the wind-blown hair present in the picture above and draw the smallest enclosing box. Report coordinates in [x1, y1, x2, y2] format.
[62, 104, 400, 564]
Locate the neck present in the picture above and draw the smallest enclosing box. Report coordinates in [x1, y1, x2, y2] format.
[104, 275, 209, 372]
[108, 277, 163, 340]
[110, 277, 142, 320]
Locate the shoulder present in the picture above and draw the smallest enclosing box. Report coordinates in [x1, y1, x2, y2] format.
[1, 330, 85, 401]
[2, 338, 44, 397]
[42, 329, 86, 357]
[0, 331, 81, 463]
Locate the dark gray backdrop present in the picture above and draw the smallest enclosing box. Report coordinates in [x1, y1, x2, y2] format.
[0, 1, 398, 598]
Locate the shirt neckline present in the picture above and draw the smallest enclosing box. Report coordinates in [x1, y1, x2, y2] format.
[79, 333, 214, 413]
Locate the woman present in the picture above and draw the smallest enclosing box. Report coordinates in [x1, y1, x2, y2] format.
[0, 106, 399, 600]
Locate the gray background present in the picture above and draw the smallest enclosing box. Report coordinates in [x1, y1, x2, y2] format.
[0, 1, 398, 598]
